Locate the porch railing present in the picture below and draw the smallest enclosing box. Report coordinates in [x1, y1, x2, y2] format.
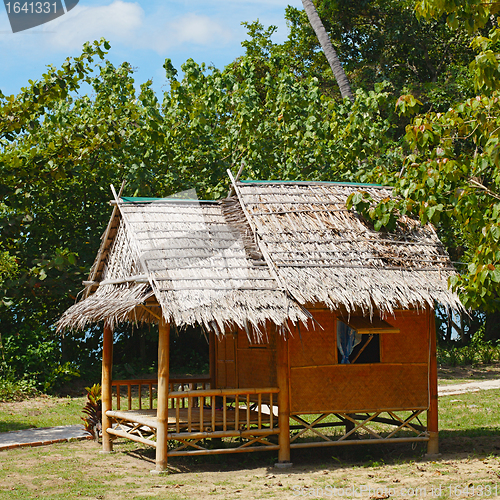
[107, 382, 280, 456]
[111, 377, 210, 411]
[166, 387, 280, 456]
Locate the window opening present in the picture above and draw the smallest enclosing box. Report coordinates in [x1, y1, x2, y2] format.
[337, 320, 380, 364]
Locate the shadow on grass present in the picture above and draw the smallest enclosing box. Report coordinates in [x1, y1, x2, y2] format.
[438, 363, 500, 381]
[0, 422, 35, 433]
[120, 427, 500, 475]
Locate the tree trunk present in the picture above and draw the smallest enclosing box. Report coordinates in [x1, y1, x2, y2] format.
[301, 0, 354, 102]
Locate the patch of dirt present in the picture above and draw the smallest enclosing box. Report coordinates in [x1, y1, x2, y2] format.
[1, 438, 500, 500]
[438, 362, 500, 382]
[0, 395, 71, 414]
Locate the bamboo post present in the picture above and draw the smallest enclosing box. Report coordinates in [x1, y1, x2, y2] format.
[101, 323, 113, 453]
[427, 308, 439, 456]
[154, 319, 170, 472]
[276, 330, 292, 466]
[209, 329, 216, 391]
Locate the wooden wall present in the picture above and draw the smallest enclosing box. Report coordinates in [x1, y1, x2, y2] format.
[215, 327, 276, 389]
[214, 308, 431, 414]
[289, 308, 430, 413]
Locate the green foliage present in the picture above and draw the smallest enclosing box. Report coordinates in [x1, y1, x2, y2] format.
[283, 0, 476, 109]
[81, 383, 102, 440]
[0, 320, 81, 392]
[0, 375, 37, 402]
[355, 1, 500, 313]
[416, 0, 500, 93]
[437, 340, 500, 367]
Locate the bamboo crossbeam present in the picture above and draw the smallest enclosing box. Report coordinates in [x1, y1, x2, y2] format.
[111, 377, 209, 386]
[290, 437, 429, 449]
[246, 200, 344, 206]
[112, 378, 158, 386]
[83, 275, 148, 286]
[167, 387, 279, 399]
[113, 199, 219, 206]
[273, 255, 451, 264]
[149, 276, 276, 281]
[156, 285, 281, 291]
[147, 263, 267, 272]
[167, 427, 279, 441]
[168, 444, 280, 457]
[250, 208, 351, 216]
[260, 232, 443, 246]
[134, 228, 237, 237]
[275, 263, 454, 271]
[106, 428, 157, 448]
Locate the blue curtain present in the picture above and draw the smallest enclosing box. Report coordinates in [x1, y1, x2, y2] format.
[337, 321, 361, 364]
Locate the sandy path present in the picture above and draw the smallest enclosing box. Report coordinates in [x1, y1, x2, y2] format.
[438, 378, 500, 396]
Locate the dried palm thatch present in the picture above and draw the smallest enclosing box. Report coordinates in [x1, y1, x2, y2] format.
[57, 198, 308, 336]
[58, 177, 462, 336]
[227, 179, 462, 318]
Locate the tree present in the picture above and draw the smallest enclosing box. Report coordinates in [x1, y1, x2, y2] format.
[301, 0, 354, 101]
[0, 27, 398, 387]
[348, 0, 500, 338]
[284, 0, 476, 113]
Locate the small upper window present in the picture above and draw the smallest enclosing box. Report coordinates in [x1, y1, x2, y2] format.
[337, 320, 380, 364]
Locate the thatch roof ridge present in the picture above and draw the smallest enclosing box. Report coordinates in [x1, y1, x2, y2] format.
[58, 196, 309, 335]
[230, 179, 462, 316]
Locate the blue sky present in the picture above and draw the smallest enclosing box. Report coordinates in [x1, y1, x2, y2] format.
[1, 0, 303, 97]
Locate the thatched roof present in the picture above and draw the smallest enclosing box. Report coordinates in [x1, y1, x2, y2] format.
[57, 197, 308, 335]
[228, 179, 462, 317]
[58, 177, 461, 334]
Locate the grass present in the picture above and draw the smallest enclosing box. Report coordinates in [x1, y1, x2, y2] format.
[0, 395, 85, 432]
[1, 371, 500, 499]
[439, 388, 500, 437]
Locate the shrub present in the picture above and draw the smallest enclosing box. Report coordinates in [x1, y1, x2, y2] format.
[81, 383, 102, 441]
[0, 376, 38, 401]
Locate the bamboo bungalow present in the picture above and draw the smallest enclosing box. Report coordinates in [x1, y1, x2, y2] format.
[58, 176, 462, 471]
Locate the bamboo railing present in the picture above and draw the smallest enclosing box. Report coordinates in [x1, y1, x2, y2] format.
[166, 387, 280, 456]
[111, 377, 210, 411]
[107, 382, 280, 456]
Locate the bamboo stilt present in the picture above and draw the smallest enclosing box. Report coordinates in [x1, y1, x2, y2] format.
[155, 319, 170, 471]
[276, 331, 291, 464]
[101, 323, 113, 453]
[427, 308, 439, 455]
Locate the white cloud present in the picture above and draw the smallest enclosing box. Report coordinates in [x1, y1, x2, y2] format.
[34, 1, 235, 55]
[169, 13, 232, 46]
[139, 13, 234, 54]
[44, 0, 144, 49]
